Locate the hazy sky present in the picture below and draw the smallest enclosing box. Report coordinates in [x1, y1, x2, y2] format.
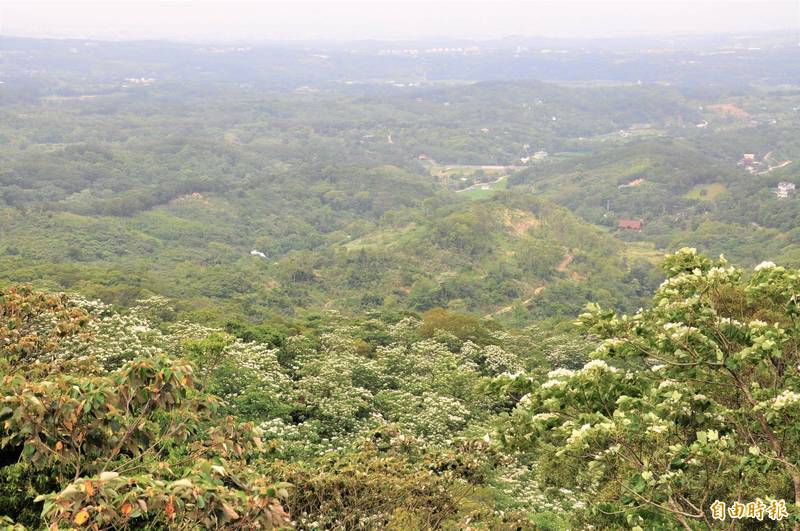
[2, 1, 798, 42]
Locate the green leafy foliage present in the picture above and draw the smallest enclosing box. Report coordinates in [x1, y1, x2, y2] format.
[0, 288, 290, 529]
[503, 249, 800, 528]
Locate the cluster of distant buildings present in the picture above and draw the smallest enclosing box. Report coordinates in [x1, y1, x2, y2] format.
[738, 154, 796, 198]
[196, 46, 252, 54]
[738, 153, 760, 172]
[519, 151, 548, 164]
[123, 77, 155, 86]
[378, 46, 480, 56]
[376, 46, 573, 57]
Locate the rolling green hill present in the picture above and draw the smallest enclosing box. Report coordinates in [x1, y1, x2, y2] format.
[509, 134, 800, 266]
[2, 49, 799, 325]
[0, 188, 657, 324]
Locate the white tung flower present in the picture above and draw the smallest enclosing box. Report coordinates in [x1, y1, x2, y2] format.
[773, 390, 800, 410]
[566, 423, 592, 444]
[547, 368, 575, 379]
[755, 261, 776, 271]
[582, 359, 618, 372]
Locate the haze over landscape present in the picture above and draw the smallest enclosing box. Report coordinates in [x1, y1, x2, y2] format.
[2, 2, 800, 530]
[3, 1, 799, 41]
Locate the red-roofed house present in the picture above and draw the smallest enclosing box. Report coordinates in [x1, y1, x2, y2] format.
[618, 219, 644, 231]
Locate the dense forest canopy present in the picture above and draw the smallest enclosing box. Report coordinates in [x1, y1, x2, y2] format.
[3, 251, 800, 529]
[1, 32, 800, 529]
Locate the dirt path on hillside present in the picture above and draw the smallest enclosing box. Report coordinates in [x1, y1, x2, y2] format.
[487, 254, 573, 317]
[556, 253, 574, 272]
[487, 286, 546, 317]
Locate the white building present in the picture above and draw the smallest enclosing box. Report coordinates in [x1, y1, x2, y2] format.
[774, 182, 796, 199]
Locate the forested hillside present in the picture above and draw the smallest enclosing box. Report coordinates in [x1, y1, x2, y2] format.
[3, 251, 800, 529]
[0, 74, 689, 322]
[1, 34, 800, 529]
[3, 54, 799, 323]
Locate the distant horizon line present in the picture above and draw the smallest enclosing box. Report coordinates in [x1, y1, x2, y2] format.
[2, 28, 798, 47]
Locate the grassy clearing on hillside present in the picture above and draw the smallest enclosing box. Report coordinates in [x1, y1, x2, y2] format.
[685, 182, 727, 200]
[624, 241, 664, 264]
[343, 223, 420, 251]
[461, 177, 509, 200]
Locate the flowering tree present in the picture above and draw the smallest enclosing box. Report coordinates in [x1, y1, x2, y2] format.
[505, 249, 800, 529]
[2, 283, 628, 528]
[0, 287, 290, 529]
